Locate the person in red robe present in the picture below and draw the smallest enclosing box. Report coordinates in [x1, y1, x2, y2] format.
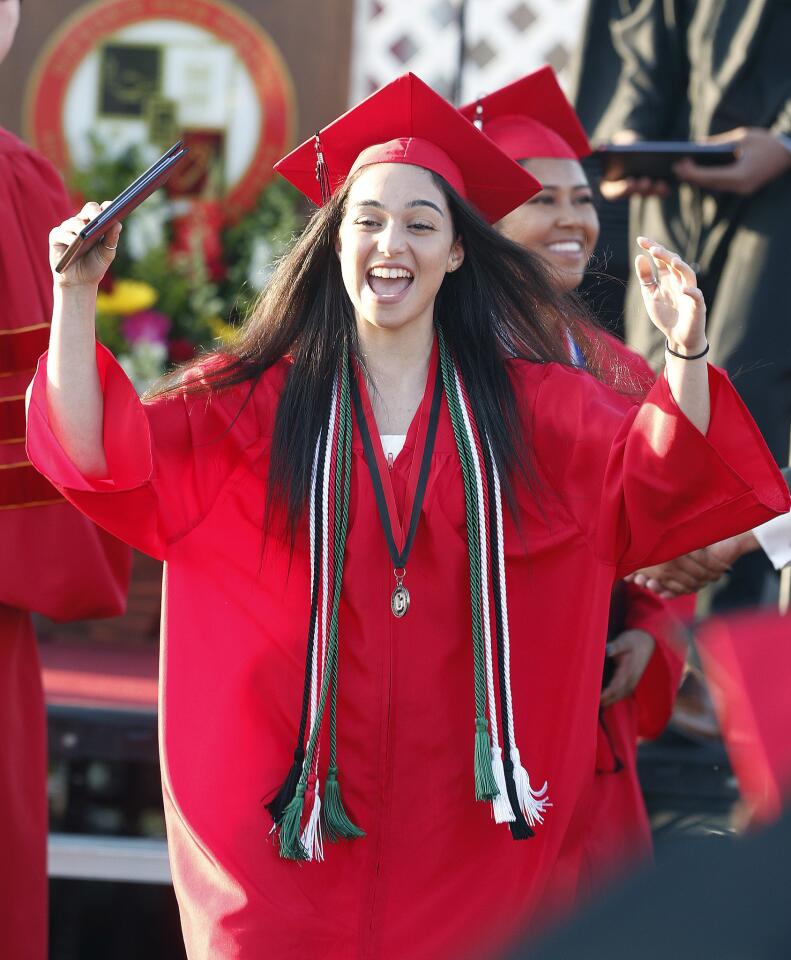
[1, 5, 130, 957]
[461, 67, 688, 887]
[27, 74, 788, 960]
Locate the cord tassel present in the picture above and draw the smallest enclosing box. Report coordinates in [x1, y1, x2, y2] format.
[265, 745, 305, 826]
[474, 718, 499, 800]
[491, 746, 516, 823]
[511, 747, 551, 827]
[278, 784, 309, 861]
[300, 777, 324, 862]
[322, 765, 365, 842]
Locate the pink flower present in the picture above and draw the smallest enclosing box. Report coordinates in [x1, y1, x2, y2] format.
[121, 310, 171, 346]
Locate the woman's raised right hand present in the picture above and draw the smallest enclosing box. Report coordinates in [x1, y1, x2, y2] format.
[49, 201, 122, 288]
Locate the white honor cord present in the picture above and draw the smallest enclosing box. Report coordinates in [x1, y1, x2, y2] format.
[314, 378, 338, 762]
[488, 437, 550, 824]
[306, 433, 321, 739]
[453, 367, 515, 823]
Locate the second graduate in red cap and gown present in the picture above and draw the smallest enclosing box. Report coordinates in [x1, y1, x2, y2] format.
[461, 66, 688, 885]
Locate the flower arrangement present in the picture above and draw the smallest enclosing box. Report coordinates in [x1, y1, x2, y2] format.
[69, 135, 302, 392]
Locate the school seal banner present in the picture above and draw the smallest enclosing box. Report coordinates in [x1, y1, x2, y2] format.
[24, 0, 296, 215]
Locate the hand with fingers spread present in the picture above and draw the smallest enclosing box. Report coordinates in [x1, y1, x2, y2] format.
[634, 236, 707, 355]
[674, 128, 791, 196]
[49, 201, 122, 288]
[600, 629, 656, 709]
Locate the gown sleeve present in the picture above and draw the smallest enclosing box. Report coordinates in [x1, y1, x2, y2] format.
[0, 128, 131, 621]
[25, 343, 263, 561]
[621, 582, 686, 739]
[528, 361, 790, 579]
[0, 502, 130, 620]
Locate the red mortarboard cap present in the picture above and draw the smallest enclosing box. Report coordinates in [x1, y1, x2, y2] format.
[698, 611, 791, 824]
[274, 73, 541, 223]
[459, 65, 592, 162]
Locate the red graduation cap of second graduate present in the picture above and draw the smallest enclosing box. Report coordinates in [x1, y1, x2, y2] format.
[274, 73, 541, 224]
[459, 65, 591, 162]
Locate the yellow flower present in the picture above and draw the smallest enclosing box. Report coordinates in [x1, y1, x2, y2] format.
[96, 279, 158, 316]
[208, 317, 241, 344]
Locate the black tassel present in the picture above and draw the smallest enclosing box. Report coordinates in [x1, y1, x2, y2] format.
[264, 745, 305, 824]
[503, 752, 534, 841]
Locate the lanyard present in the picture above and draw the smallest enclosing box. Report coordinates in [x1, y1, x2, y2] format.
[350, 365, 444, 617]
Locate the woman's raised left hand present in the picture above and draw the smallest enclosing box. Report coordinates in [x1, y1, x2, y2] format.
[634, 237, 707, 354]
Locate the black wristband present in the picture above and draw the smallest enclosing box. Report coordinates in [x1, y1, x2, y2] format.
[665, 340, 709, 361]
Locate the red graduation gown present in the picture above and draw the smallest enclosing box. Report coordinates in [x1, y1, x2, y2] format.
[581, 332, 687, 888]
[0, 128, 131, 960]
[26, 339, 788, 960]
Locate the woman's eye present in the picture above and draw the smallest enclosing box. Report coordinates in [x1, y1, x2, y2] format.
[409, 222, 435, 231]
[528, 196, 554, 205]
[576, 195, 595, 205]
[355, 218, 380, 227]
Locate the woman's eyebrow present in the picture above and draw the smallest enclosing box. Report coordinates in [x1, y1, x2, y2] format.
[533, 184, 591, 191]
[353, 199, 445, 216]
[406, 199, 444, 216]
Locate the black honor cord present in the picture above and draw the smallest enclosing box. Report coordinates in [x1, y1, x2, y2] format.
[265, 424, 327, 824]
[350, 365, 443, 582]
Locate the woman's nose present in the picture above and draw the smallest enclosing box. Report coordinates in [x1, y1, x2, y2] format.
[377, 221, 407, 255]
[555, 199, 582, 228]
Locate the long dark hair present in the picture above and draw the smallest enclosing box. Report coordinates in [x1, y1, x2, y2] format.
[149, 169, 604, 535]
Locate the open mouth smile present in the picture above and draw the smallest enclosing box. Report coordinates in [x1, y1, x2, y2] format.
[366, 264, 415, 301]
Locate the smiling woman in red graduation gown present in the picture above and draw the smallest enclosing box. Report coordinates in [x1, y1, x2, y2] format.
[27, 74, 788, 960]
[461, 66, 689, 887]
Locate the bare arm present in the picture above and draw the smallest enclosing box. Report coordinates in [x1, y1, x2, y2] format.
[46, 202, 122, 477]
[635, 236, 710, 434]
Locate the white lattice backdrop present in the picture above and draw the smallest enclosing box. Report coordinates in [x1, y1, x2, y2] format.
[348, 0, 588, 106]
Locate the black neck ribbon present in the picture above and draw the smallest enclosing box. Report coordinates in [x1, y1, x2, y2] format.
[350, 365, 443, 571]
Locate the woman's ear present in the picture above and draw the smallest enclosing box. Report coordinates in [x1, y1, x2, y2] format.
[447, 237, 465, 273]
